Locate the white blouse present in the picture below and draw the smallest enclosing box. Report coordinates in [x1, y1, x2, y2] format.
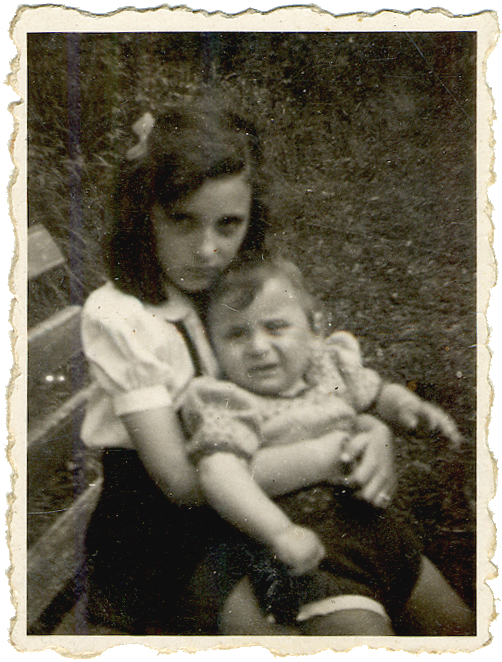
[80, 281, 218, 448]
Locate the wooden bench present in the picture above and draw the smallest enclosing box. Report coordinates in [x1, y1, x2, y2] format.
[27, 224, 103, 634]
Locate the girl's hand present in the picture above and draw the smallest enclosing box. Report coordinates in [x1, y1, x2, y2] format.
[271, 525, 326, 576]
[339, 415, 396, 509]
[377, 383, 462, 447]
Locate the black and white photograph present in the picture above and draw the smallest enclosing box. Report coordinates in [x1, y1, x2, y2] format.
[6, 4, 499, 656]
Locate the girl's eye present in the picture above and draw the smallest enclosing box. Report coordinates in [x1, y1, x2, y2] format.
[169, 213, 198, 233]
[217, 216, 245, 236]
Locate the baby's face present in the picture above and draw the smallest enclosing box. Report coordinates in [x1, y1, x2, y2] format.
[209, 275, 314, 396]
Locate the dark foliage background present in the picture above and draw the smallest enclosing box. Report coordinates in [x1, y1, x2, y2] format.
[28, 32, 476, 607]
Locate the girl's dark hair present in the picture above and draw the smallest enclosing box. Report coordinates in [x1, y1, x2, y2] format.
[106, 97, 268, 303]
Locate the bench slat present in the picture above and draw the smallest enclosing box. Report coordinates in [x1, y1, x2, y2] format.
[28, 382, 97, 449]
[28, 225, 66, 280]
[27, 479, 103, 629]
[28, 306, 82, 386]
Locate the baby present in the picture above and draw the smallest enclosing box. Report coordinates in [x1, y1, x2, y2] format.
[181, 257, 464, 630]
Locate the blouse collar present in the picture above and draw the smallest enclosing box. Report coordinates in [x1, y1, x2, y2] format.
[151, 284, 219, 378]
[152, 284, 201, 323]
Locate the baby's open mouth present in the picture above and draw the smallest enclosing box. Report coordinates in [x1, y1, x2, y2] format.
[248, 364, 279, 376]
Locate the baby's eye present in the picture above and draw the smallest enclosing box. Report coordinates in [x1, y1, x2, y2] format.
[265, 321, 290, 334]
[217, 216, 246, 236]
[223, 327, 249, 341]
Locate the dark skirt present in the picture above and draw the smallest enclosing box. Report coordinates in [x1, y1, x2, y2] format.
[84, 449, 249, 635]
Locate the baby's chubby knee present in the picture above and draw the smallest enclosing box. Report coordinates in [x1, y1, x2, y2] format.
[300, 608, 395, 636]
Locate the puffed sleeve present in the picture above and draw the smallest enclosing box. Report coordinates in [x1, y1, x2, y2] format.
[182, 377, 262, 463]
[81, 283, 195, 417]
[323, 331, 382, 412]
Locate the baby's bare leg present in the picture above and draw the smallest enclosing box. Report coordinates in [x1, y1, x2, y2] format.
[401, 556, 475, 635]
[219, 576, 298, 635]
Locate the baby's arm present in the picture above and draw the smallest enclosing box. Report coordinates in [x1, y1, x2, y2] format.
[376, 383, 461, 446]
[324, 331, 461, 446]
[198, 452, 325, 575]
[125, 398, 325, 572]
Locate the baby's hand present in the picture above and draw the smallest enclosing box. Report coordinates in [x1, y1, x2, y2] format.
[378, 383, 462, 447]
[271, 525, 325, 576]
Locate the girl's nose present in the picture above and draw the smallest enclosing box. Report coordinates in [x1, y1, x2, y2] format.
[196, 230, 218, 262]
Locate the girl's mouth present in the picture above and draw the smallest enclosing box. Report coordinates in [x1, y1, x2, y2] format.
[186, 267, 220, 280]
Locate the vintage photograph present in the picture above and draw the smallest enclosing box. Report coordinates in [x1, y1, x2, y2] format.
[10, 5, 497, 655]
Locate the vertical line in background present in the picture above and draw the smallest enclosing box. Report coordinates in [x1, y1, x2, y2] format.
[66, 34, 84, 312]
[66, 33, 84, 308]
[65, 32, 88, 634]
[202, 31, 219, 84]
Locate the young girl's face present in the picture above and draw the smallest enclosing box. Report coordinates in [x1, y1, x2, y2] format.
[209, 275, 314, 396]
[151, 172, 252, 293]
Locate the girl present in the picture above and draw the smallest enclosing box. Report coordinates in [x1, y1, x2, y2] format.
[80, 98, 395, 635]
[182, 257, 474, 635]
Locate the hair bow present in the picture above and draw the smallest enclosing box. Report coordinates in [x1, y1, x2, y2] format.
[126, 111, 155, 160]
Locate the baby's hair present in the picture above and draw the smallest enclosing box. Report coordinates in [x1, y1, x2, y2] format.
[208, 255, 323, 333]
[106, 94, 268, 304]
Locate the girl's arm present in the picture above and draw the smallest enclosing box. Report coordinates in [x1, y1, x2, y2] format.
[198, 451, 325, 575]
[122, 406, 203, 506]
[254, 423, 397, 509]
[122, 407, 394, 509]
[250, 431, 349, 497]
